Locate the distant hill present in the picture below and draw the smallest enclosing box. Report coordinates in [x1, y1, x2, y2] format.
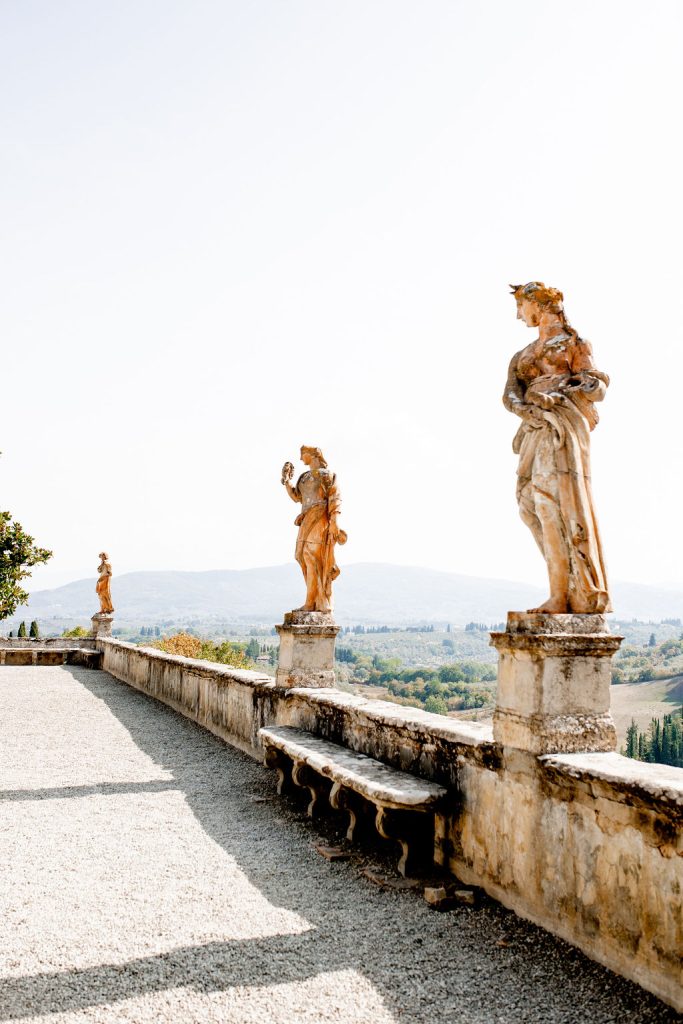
[15, 563, 683, 626]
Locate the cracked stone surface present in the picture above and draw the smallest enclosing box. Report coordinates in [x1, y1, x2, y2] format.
[0, 666, 678, 1024]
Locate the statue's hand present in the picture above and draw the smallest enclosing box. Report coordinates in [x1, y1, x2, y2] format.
[561, 373, 597, 394]
[281, 461, 294, 485]
[330, 516, 347, 544]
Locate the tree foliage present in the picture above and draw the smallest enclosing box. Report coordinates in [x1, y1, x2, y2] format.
[622, 709, 683, 767]
[0, 511, 52, 622]
[152, 632, 251, 669]
[154, 632, 203, 659]
[62, 625, 90, 638]
[612, 635, 683, 684]
[424, 694, 449, 716]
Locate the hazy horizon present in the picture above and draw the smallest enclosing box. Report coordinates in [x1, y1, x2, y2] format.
[24, 559, 683, 597]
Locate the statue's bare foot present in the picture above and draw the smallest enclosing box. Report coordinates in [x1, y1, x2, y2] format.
[527, 598, 568, 614]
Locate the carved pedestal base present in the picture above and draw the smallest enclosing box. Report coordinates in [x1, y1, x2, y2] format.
[91, 613, 114, 638]
[491, 613, 622, 755]
[275, 610, 340, 688]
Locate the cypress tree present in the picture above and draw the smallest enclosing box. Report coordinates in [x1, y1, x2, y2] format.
[29, 620, 39, 638]
[661, 716, 672, 765]
[649, 718, 662, 763]
[625, 719, 638, 759]
[17, 621, 27, 638]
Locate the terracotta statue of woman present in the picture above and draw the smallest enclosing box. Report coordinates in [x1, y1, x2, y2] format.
[96, 552, 114, 614]
[504, 282, 611, 614]
[281, 447, 347, 614]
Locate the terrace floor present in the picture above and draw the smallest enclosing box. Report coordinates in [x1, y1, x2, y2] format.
[0, 666, 678, 1023]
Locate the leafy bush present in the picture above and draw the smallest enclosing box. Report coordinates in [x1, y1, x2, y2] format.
[424, 694, 449, 716]
[154, 633, 202, 658]
[152, 632, 250, 669]
[0, 510, 52, 621]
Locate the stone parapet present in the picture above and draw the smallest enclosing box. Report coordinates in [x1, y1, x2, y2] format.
[0, 637, 101, 667]
[491, 612, 621, 755]
[95, 637, 682, 1012]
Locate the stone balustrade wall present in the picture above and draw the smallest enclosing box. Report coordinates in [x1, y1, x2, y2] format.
[0, 636, 100, 666]
[88, 638, 682, 1011]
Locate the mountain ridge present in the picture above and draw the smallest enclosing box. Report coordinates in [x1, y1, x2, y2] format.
[13, 563, 683, 626]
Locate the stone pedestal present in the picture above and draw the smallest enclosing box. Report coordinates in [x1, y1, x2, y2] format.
[275, 610, 340, 688]
[491, 613, 621, 754]
[91, 613, 114, 638]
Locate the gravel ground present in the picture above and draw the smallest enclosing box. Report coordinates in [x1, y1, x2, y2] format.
[0, 665, 679, 1024]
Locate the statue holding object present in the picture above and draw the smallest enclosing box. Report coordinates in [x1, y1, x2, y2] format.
[504, 282, 611, 615]
[281, 446, 347, 614]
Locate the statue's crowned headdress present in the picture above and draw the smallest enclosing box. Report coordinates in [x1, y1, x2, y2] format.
[510, 281, 564, 313]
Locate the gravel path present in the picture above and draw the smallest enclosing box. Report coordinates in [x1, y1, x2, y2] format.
[0, 666, 679, 1024]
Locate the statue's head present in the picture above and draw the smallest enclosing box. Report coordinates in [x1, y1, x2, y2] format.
[510, 281, 564, 328]
[99, 551, 109, 561]
[300, 446, 328, 468]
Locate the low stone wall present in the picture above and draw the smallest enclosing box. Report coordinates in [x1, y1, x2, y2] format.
[0, 637, 100, 667]
[98, 638, 682, 1011]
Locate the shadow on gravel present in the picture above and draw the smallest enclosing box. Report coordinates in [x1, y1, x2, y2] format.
[0, 780, 180, 802]
[4, 666, 673, 1024]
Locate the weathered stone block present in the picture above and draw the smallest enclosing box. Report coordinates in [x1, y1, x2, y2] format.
[4, 650, 33, 666]
[275, 610, 340, 688]
[91, 613, 114, 638]
[491, 612, 621, 754]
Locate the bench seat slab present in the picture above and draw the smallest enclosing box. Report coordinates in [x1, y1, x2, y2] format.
[260, 726, 446, 810]
[260, 726, 448, 877]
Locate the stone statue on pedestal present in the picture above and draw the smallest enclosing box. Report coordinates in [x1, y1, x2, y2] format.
[281, 446, 347, 615]
[504, 282, 611, 615]
[96, 553, 114, 614]
[494, 284, 620, 754]
[276, 447, 344, 687]
[91, 552, 114, 638]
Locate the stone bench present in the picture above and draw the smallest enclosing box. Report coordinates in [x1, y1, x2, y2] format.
[0, 648, 101, 668]
[259, 725, 448, 876]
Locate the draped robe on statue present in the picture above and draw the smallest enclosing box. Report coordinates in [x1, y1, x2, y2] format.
[96, 559, 114, 614]
[291, 469, 343, 613]
[505, 333, 611, 614]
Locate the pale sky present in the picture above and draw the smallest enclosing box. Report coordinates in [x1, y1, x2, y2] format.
[2, 0, 682, 593]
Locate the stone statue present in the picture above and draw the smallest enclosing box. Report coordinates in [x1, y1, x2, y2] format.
[96, 552, 114, 614]
[281, 447, 347, 614]
[504, 282, 611, 614]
